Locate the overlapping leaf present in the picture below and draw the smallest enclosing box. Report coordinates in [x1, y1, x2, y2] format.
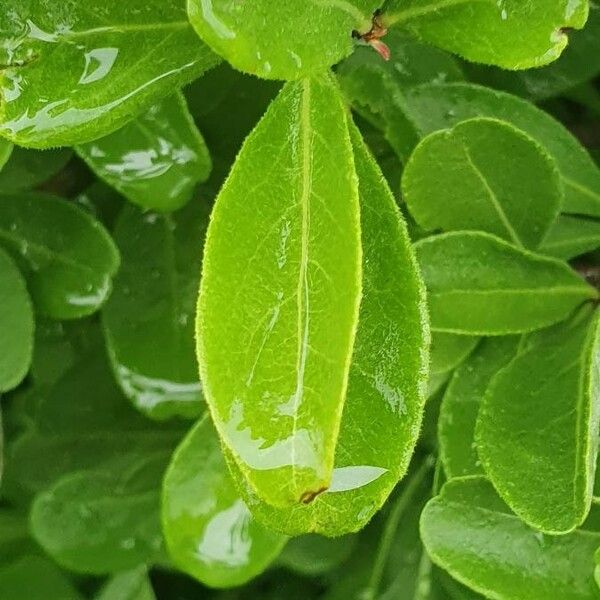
[0, 0, 220, 147]
[197, 75, 363, 508]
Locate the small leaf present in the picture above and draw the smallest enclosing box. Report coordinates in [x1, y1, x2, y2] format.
[162, 416, 287, 588]
[0, 556, 82, 600]
[402, 117, 562, 250]
[421, 477, 600, 600]
[224, 122, 428, 536]
[31, 463, 167, 574]
[476, 307, 600, 533]
[0, 193, 119, 319]
[103, 199, 209, 420]
[398, 83, 600, 217]
[187, 0, 379, 80]
[430, 333, 479, 376]
[540, 215, 600, 260]
[439, 337, 520, 479]
[415, 231, 596, 335]
[197, 75, 362, 507]
[95, 567, 155, 600]
[76, 93, 211, 212]
[0, 247, 34, 392]
[0, 1, 220, 148]
[0, 147, 72, 193]
[382, 0, 589, 70]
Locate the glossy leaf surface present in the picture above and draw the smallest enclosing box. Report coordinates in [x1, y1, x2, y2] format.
[540, 216, 600, 260]
[197, 76, 362, 507]
[421, 477, 600, 600]
[226, 122, 428, 536]
[398, 83, 600, 217]
[103, 199, 208, 420]
[0, 247, 34, 392]
[403, 118, 561, 249]
[439, 337, 520, 479]
[415, 232, 596, 335]
[382, 0, 589, 70]
[187, 0, 380, 80]
[476, 307, 600, 533]
[0, 0, 220, 148]
[162, 416, 287, 588]
[96, 567, 155, 600]
[0, 193, 119, 319]
[76, 93, 211, 212]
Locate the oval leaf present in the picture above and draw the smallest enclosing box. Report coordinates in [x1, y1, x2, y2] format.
[0, 147, 72, 193]
[415, 231, 596, 335]
[402, 117, 562, 250]
[187, 0, 379, 80]
[430, 333, 480, 376]
[540, 215, 600, 260]
[439, 336, 520, 479]
[0, 247, 34, 392]
[103, 199, 208, 420]
[162, 416, 287, 588]
[476, 307, 600, 533]
[197, 76, 362, 507]
[421, 477, 600, 600]
[76, 93, 211, 212]
[95, 567, 155, 600]
[0, 1, 220, 148]
[224, 121, 428, 536]
[382, 0, 589, 70]
[0, 193, 119, 319]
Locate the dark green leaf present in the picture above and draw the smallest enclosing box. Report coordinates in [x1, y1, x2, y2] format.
[197, 75, 362, 507]
[0, 1, 220, 147]
[421, 477, 600, 600]
[95, 567, 155, 600]
[0, 193, 119, 319]
[76, 93, 211, 212]
[0, 147, 72, 193]
[402, 118, 562, 250]
[439, 337, 520, 479]
[476, 307, 600, 533]
[103, 199, 209, 420]
[415, 231, 596, 335]
[187, 0, 379, 80]
[162, 416, 287, 588]
[279, 534, 357, 576]
[0, 247, 34, 392]
[382, 0, 588, 70]
[430, 333, 479, 376]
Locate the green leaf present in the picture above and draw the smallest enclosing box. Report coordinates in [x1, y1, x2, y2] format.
[197, 75, 362, 507]
[0, 139, 12, 170]
[31, 461, 167, 574]
[0, 247, 34, 392]
[397, 83, 600, 217]
[540, 215, 600, 260]
[224, 122, 428, 536]
[439, 337, 520, 479]
[0, 147, 72, 193]
[187, 0, 379, 80]
[103, 199, 209, 420]
[0, 1, 220, 148]
[402, 117, 562, 250]
[430, 333, 479, 376]
[381, 0, 589, 70]
[95, 567, 155, 600]
[0, 193, 119, 319]
[76, 92, 211, 212]
[0, 556, 82, 600]
[162, 416, 287, 588]
[476, 307, 600, 533]
[421, 477, 600, 600]
[415, 231, 596, 335]
[336, 30, 464, 159]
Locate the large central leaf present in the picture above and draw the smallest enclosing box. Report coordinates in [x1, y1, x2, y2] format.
[197, 75, 362, 508]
